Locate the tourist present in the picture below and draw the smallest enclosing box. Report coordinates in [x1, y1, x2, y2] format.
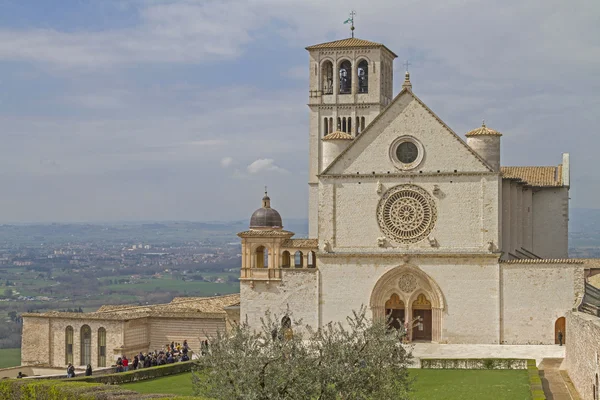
[558, 330, 564, 346]
[85, 364, 92, 376]
[17, 372, 26, 379]
[67, 363, 75, 378]
[122, 355, 129, 372]
[167, 353, 174, 364]
[144, 355, 152, 368]
[132, 355, 139, 370]
[116, 357, 123, 373]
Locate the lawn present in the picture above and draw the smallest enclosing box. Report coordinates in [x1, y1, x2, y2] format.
[107, 278, 239, 297]
[122, 369, 531, 399]
[0, 348, 21, 369]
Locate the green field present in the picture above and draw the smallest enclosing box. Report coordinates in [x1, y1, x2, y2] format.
[107, 277, 239, 297]
[122, 369, 531, 399]
[0, 348, 21, 369]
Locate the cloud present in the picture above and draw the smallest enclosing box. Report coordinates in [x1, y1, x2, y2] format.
[247, 159, 289, 175]
[220, 157, 233, 168]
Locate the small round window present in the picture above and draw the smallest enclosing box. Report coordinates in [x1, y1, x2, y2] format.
[390, 136, 424, 171]
[396, 142, 418, 164]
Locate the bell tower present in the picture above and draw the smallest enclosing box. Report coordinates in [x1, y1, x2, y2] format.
[305, 38, 398, 237]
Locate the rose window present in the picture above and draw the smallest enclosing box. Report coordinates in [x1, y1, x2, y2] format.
[377, 185, 437, 244]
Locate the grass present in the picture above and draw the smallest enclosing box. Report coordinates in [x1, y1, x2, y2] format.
[107, 277, 239, 296]
[121, 369, 531, 399]
[0, 348, 21, 369]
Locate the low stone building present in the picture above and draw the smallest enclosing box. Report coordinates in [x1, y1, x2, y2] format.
[20, 294, 239, 369]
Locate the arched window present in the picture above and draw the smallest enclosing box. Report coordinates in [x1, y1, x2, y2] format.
[356, 116, 360, 135]
[255, 246, 268, 268]
[294, 251, 304, 268]
[358, 60, 368, 93]
[308, 251, 316, 268]
[337, 117, 341, 131]
[324, 117, 329, 135]
[80, 325, 91, 366]
[339, 60, 352, 94]
[361, 117, 366, 131]
[342, 118, 347, 132]
[98, 328, 106, 367]
[65, 326, 74, 365]
[347, 118, 352, 134]
[321, 61, 333, 95]
[329, 117, 333, 131]
[281, 251, 291, 268]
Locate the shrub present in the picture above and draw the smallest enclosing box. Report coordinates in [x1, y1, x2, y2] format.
[71, 361, 193, 385]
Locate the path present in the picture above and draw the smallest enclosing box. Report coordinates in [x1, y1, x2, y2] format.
[539, 358, 580, 400]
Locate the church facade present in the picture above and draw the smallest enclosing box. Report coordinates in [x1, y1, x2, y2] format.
[239, 37, 586, 344]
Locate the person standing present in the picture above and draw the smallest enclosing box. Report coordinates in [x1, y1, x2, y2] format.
[122, 355, 129, 372]
[558, 330, 564, 346]
[85, 364, 92, 376]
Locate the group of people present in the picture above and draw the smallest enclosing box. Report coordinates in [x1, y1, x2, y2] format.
[65, 363, 92, 378]
[115, 340, 193, 373]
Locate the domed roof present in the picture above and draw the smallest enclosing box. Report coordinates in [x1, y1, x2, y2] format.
[466, 121, 502, 137]
[322, 131, 354, 141]
[249, 191, 283, 229]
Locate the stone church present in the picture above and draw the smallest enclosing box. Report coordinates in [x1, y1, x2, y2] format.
[238, 36, 590, 345]
[15, 36, 597, 373]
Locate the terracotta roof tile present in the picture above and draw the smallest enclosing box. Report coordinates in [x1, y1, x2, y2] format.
[322, 131, 354, 141]
[501, 166, 563, 187]
[281, 239, 319, 248]
[306, 38, 398, 57]
[465, 124, 502, 137]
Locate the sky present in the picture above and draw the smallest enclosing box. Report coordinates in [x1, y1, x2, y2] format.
[0, 0, 598, 223]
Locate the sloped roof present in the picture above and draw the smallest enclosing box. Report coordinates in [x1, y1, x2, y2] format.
[306, 38, 398, 57]
[23, 294, 241, 320]
[281, 239, 319, 248]
[322, 131, 354, 141]
[501, 166, 564, 187]
[237, 229, 295, 238]
[320, 88, 494, 175]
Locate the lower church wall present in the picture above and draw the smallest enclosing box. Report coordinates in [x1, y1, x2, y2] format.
[240, 270, 319, 331]
[21, 317, 51, 366]
[501, 264, 583, 344]
[565, 311, 600, 400]
[148, 317, 225, 354]
[318, 257, 500, 344]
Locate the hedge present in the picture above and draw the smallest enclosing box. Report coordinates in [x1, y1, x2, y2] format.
[0, 379, 196, 400]
[69, 361, 194, 385]
[420, 358, 527, 370]
[527, 359, 546, 400]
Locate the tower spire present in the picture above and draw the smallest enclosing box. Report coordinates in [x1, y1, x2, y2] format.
[343, 10, 356, 38]
[262, 187, 271, 208]
[402, 60, 412, 91]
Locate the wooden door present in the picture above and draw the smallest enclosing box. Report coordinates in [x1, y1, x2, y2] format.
[412, 309, 432, 341]
[555, 317, 566, 344]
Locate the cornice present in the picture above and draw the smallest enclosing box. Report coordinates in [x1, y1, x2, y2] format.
[317, 252, 500, 259]
[319, 171, 499, 179]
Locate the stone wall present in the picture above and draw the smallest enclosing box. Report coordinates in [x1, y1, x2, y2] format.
[21, 317, 51, 366]
[532, 187, 569, 258]
[240, 269, 319, 330]
[22, 316, 124, 369]
[565, 311, 600, 400]
[501, 263, 583, 344]
[318, 256, 501, 344]
[148, 317, 225, 353]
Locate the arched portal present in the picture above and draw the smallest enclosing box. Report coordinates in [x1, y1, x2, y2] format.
[385, 293, 405, 331]
[370, 265, 445, 342]
[555, 317, 566, 345]
[338, 60, 352, 94]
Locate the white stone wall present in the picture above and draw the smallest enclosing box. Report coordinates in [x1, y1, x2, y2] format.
[148, 317, 225, 353]
[532, 187, 569, 258]
[501, 263, 583, 344]
[565, 311, 600, 400]
[240, 270, 319, 330]
[319, 175, 500, 253]
[318, 256, 500, 344]
[466, 136, 500, 171]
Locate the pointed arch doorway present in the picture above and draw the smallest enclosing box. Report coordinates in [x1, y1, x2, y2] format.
[385, 293, 405, 330]
[370, 265, 445, 343]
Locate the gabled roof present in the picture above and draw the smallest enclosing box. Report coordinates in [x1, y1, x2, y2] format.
[501, 166, 564, 187]
[306, 38, 398, 57]
[320, 88, 494, 175]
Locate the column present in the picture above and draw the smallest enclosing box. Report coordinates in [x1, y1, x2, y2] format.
[432, 307, 443, 343]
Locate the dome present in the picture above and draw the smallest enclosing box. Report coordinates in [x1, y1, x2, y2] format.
[249, 191, 283, 229]
[466, 121, 502, 137]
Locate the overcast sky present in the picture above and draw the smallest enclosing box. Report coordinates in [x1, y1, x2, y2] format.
[0, 0, 598, 223]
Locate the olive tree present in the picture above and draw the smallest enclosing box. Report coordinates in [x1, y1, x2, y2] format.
[192, 307, 413, 400]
